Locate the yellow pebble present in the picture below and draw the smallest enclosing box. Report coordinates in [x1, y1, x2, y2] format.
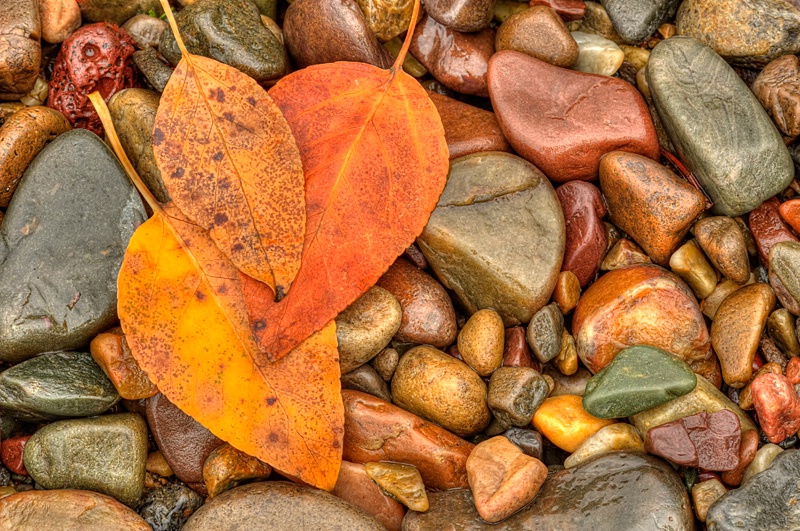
[532, 395, 616, 452]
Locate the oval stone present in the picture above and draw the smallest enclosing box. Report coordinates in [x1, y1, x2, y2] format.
[336, 286, 402, 373]
[646, 36, 794, 216]
[418, 152, 565, 326]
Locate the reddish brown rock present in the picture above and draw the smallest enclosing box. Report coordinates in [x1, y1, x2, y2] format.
[202, 443, 272, 498]
[751, 372, 800, 444]
[644, 410, 741, 471]
[488, 50, 659, 183]
[427, 91, 511, 159]
[90, 327, 158, 400]
[425, 0, 495, 32]
[466, 436, 548, 523]
[786, 356, 800, 385]
[377, 258, 457, 348]
[779, 198, 800, 235]
[283, 0, 392, 69]
[146, 393, 224, 485]
[530, 0, 585, 20]
[0, 0, 41, 99]
[750, 197, 799, 266]
[333, 461, 405, 531]
[738, 362, 783, 410]
[573, 264, 718, 385]
[410, 15, 495, 97]
[555, 181, 607, 287]
[721, 429, 758, 487]
[600, 238, 651, 270]
[342, 390, 473, 490]
[496, 6, 579, 68]
[503, 326, 540, 371]
[693, 216, 750, 284]
[599, 152, 706, 265]
[48, 22, 137, 135]
[1, 435, 29, 475]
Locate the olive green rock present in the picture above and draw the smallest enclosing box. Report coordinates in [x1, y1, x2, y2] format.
[0, 351, 119, 423]
[769, 241, 800, 313]
[647, 37, 794, 217]
[417, 152, 565, 326]
[582, 346, 697, 419]
[160, 0, 287, 83]
[24, 413, 148, 507]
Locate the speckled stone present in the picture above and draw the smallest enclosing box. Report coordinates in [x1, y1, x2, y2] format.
[0, 0, 41, 99]
[136, 484, 204, 531]
[425, 0, 496, 32]
[0, 129, 145, 363]
[752, 54, 800, 137]
[600, 0, 679, 43]
[496, 6, 579, 67]
[336, 286, 401, 373]
[646, 36, 794, 216]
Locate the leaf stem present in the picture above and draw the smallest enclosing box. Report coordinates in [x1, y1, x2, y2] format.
[392, 0, 421, 72]
[88, 92, 163, 215]
[159, 0, 190, 60]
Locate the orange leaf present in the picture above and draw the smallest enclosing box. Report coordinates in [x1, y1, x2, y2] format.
[242, 0, 449, 362]
[90, 93, 344, 491]
[152, 1, 305, 299]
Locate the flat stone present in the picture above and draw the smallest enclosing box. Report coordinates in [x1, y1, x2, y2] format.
[0, 0, 40, 99]
[0, 351, 119, 422]
[564, 423, 644, 468]
[489, 50, 658, 182]
[183, 482, 384, 530]
[377, 258, 456, 348]
[466, 436, 547, 523]
[600, 0, 679, 43]
[751, 372, 800, 444]
[644, 409, 741, 471]
[694, 216, 750, 284]
[425, 0, 495, 32]
[333, 461, 405, 531]
[676, 0, 800, 67]
[392, 345, 490, 437]
[427, 91, 511, 160]
[343, 390, 473, 490]
[556, 181, 607, 287]
[418, 152, 565, 326]
[707, 450, 800, 530]
[136, 484, 204, 531]
[496, 6, 578, 67]
[582, 346, 697, 419]
[573, 264, 718, 383]
[403, 452, 694, 530]
[532, 395, 616, 452]
[458, 309, 504, 377]
[488, 367, 549, 428]
[24, 413, 148, 507]
[752, 54, 800, 137]
[146, 393, 224, 485]
[108, 88, 170, 204]
[570, 31, 624, 76]
[410, 15, 495, 96]
[161, 0, 288, 81]
[646, 36, 794, 216]
[356, 0, 413, 41]
[365, 462, 428, 512]
[711, 283, 776, 388]
[599, 151, 706, 266]
[0, 129, 145, 363]
[336, 286, 401, 373]
[0, 490, 150, 530]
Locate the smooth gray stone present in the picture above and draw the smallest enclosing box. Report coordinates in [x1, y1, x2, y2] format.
[159, 0, 287, 83]
[0, 351, 119, 422]
[707, 450, 800, 530]
[183, 482, 385, 530]
[24, 413, 148, 507]
[402, 452, 694, 530]
[0, 129, 145, 363]
[600, 0, 679, 43]
[647, 36, 794, 216]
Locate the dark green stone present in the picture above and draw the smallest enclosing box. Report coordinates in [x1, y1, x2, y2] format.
[0, 351, 120, 422]
[0, 129, 146, 363]
[24, 413, 148, 507]
[582, 345, 697, 419]
[159, 0, 287, 83]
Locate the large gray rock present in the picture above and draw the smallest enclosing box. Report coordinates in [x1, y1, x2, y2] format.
[647, 36, 794, 217]
[418, 152, 565, 326]
[402, 452, 694, 530]
[24, 413, 148, 507]
[183, 481, 385, 530]
[600, 0, 680, 43]
[707, 449, 800, 530]
[0, 129, 146, 363]
[0, 351, 119, 422]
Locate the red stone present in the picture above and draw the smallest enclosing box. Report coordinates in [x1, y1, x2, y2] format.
[488, 50, 659, 183]
[48, 22, 137, 135]
[751, 372, 800, 444]
[644, 410, 741, 471]
[529, 0, 586, 20]
[1, 435, 30, 475]
[752, 352, 766, 371]
[403, 243, 428, 269]
[410, 15, 495, 97]
[778, 198, 800, 235]
[556, 181, 607, 287]
[721, 429, 759, 487]
[502, 326, 541, 371]
[785, 356, 800, 385]
[427, 91, 511, 159]
[749, 197, 799, 266]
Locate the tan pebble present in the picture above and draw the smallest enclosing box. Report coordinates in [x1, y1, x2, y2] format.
[458, 308, 505, 377]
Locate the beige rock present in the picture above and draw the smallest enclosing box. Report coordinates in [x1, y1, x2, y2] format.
[39, 0, 81, 44]
[564, 423, 644, 468]
[336, 286, 402, 373]
[365, 462, 428, 512]
[692, 479, 727, 522]
[458, 308, 504, 377]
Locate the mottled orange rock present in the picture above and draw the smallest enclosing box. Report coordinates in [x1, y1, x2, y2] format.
[90, 327, 158, 400]
[427, 91, 510, 159]
[333, 461, 405, 531]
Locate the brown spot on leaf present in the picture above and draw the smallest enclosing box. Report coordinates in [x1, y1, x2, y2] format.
[214, 212, 228, 225]
[153, 127, 165, 146]
[266, 397, 276, 405]
[172, 167, 184, 179]
[212, 151, 224, 161]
